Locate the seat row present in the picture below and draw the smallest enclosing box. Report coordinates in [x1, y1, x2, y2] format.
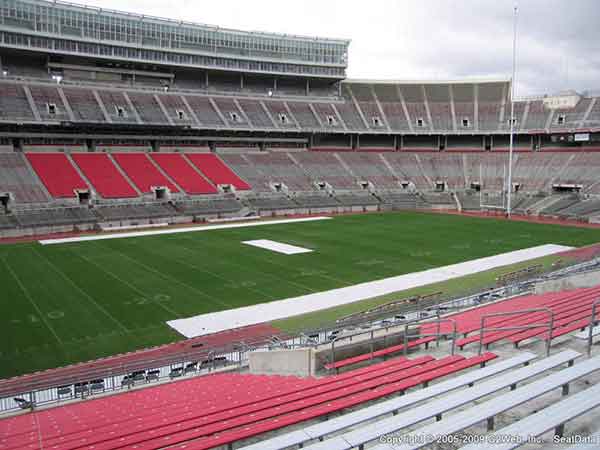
[1, 352, 495, 450]
[24, 152, 249, 200]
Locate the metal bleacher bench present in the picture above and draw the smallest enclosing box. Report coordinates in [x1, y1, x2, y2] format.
[459, 384, 600, 450]
[240, 352, 538, 450]
[301, 350, 580, 450]
[373, 352, 600, 450]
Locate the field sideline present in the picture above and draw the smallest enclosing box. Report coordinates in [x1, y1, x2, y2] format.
[1, 211, 600, 378]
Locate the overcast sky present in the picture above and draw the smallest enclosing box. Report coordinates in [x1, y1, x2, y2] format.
[75, 0, 600, 97]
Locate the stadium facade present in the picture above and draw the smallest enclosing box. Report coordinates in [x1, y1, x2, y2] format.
[0, 0, 600, 236]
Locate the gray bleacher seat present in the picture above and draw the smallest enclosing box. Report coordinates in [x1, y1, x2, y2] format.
[94, 203, 175, 221]
[176, 198, 243, 215]
[377, 353, 600, 450]
[293, 194, 340, 208]
[335, 193, 380, 206]
[459, 384, 600, 450]
[239, 352, 537, 450]
[245, 195, 297, 210]
[302, 350, 580, 450]
[0, 153, 49, 203]
[15, 207, 97, 227]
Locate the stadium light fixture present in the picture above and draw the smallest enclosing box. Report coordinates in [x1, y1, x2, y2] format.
[506, 3, 518, 218]
[1, 70, 7, 77]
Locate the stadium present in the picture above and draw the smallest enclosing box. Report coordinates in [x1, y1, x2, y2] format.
[1, 0, 600, 448]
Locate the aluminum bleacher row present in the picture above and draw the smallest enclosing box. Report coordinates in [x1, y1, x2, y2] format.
[240, 350, 598, 450]
[5, 150, 600, 203]
[0, 353, 497, 450]
[2, 79, 599, 133]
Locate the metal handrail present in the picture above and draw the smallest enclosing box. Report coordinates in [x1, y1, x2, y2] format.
[586, 299, 600, 357]
[477, 308, 554, 357]
[403, 316, 457, 356]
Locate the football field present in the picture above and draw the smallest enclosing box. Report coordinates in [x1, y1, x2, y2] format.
[1, 211, 599, 378]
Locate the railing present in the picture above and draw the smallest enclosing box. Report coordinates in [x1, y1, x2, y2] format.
[0, 332, 297, 415]
[477, 308, 554, 357]
[586, 299, 600, 357]
[326, 315, 457, 370]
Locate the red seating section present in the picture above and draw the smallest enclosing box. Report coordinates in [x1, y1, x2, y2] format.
[112, 153, 179, 193]
[25, 153, 88, 198]
[420, 286, 600, 349]
[0, 352, 496, 450]
[186, 153, 251, 190]
[150, 153, 217, 194]
[71, 153, 138, 198]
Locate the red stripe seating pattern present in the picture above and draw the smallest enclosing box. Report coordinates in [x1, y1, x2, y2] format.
[112, 153, 179, 193]
[420, 286, 600, 349]
[70, 153, 138, 199]
[150, 153, 217, 194]
[186, 153, 251, 190]
[1, 352, 497, 450]
[25, 153, 88, 198]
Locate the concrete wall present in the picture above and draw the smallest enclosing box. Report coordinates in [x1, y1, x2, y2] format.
[249, 348, 314, 377]
[535, 269, 600, 294]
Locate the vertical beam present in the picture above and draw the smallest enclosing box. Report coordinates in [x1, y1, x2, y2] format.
[57, 87, 76, 121]
[421, 84, 434, 132]
[308, 103, 324, 128]
[449, 84, 458, 132]
[180, 95, 202, 126]
[330, 103, 348, 131]
[520, 101, 530, 132]
[22, 85, 41, 121]
[233, 98, 254, 128]
[371, 85, 392, 132]
[283, 101, 301, 130]
[92, 90, 112, 123]
[345, 84, 370, 130]
[154, 94, 174, 125]
[208, 97, 228, 126]
[122, 92, 143, 124]
[260, 100, 279, 129]
[499, 82, 508, 130]
[579, 97, 596, 129]
[396, 85, 415, 133]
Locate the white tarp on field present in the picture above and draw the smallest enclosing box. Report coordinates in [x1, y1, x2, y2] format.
[38, 216, 331, 245]
[243, 239, 313, 255]
[168, 244, 573, 338]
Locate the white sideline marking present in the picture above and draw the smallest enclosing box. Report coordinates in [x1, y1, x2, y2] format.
[38, 216, 331, 245]
[243, 239, 313, 255]
[167, 244, 573, 338]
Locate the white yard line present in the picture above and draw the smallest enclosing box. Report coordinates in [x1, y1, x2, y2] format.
[38, 216, 331, 245]
[167, 244, 573, 338]
[243, 239, 313, 255]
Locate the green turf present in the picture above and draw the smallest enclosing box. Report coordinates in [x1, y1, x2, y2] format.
[1, 211, 599, 378]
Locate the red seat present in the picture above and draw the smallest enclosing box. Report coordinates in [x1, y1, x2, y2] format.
[150, 154, 217, 194]
[185, 153, 251, 190]
[71, 153, 138, 198]
[112, 153, 179, 193]
[25, 153, 88, 198]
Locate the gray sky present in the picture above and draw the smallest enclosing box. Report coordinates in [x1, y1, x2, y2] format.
[75, 0, 600, 97]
